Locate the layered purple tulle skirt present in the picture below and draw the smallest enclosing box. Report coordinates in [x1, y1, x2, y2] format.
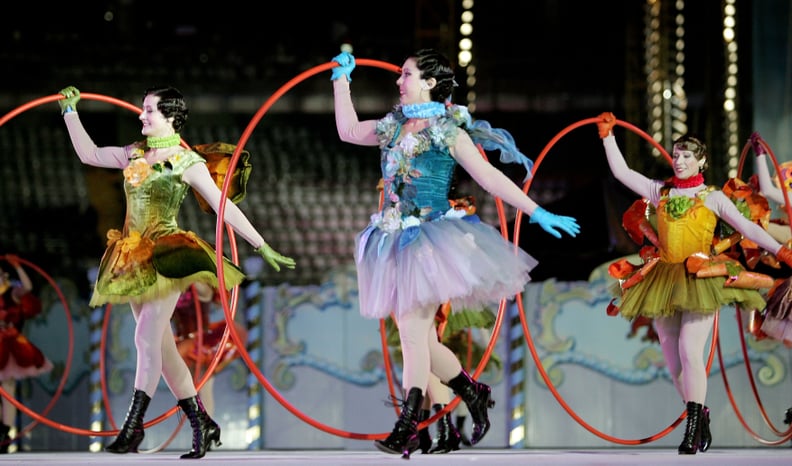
[354, 217, 538, 319]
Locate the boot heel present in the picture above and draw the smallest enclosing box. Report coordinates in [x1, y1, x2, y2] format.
[428, 404, 461, 454]
[446, 371, 495, 446]
[210, 427, 222, 448]
[106, 430, 144, 454]
[678, 402, 703, 455]
[698, 406, 711, 452]
[105, 389, 151, 454]
[375, 387, 423, 458]
[178, 395, 221, 459]
[401, 436, 419, 459]
[417, 408, 432, 454]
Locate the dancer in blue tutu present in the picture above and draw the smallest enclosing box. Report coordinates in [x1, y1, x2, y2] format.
[330, 48, 580, 458]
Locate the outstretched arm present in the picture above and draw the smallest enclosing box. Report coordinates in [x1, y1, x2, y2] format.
[709, 192, 781, 252]
[183, 163, 295, 271]
[451, 131, 579, 238]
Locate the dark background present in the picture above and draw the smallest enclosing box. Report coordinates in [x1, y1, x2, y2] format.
[0, 1, 763, 288]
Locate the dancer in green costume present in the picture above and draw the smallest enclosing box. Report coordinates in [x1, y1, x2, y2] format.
[58, 85, 294, 459]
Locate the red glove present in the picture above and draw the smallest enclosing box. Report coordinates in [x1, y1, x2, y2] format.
[750, 131, 767, 156]
[597, 112, 616, 139]
[777, 246, 792, 268]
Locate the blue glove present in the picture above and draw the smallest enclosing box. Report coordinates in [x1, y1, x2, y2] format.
[331, 51, 355, 82]
[529, 206, 580, 239]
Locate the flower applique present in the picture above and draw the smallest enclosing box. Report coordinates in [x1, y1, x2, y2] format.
[663, 195, 696, 219]
[106, 229, 154, 274]
[448, 105, 472, 126]
[124, 157, 152, 187]
[124, 149, 180, 187]
[376, 114, 399, 147]
[370, 207, 425, 234]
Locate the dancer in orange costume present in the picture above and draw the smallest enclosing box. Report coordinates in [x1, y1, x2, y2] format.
[750, 131, 792, 426]
[598, 113, 792, 454]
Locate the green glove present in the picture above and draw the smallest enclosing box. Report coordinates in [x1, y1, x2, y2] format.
[256, 242, 296, 272]
[58, 86, 81, 115]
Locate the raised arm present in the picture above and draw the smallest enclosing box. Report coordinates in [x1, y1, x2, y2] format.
[597, 112, 657, 200]
[751, 132, 785, 205]
[451, 130, 579, 239]
[59, 86, 130, 169]
[182, 162, 295, 271]
[331, 52, 379, 146]
[5, 254, 32, 296]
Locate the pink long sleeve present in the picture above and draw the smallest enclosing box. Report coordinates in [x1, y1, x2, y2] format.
[755, 153, 785, 205]
[705, 190, 784, 255]
[332, 79, 379, 146]
[602, 135, 661, 200]
[182, 162, 265, 249]
[64, 112, 130, 169]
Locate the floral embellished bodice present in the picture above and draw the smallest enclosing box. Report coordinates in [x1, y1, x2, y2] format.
[657, 187, 717, 263]
[120, 149, 204, 239]
[371, 105, 470, 231]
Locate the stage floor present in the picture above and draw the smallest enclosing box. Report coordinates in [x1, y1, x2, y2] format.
[6, 448, 790, 465]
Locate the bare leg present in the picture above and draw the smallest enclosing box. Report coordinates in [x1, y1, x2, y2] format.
[198, 377, 215, 418]
[653, 314, 684, 401]
[130, 292, 181, 396]
[160, 322, 197, 400]
[678, 312, 715, 404]
[0, 380, 15, 427]
[397, 306, 437, 393]
[426, 374, 451, 405]
[428, 332, 463, 383]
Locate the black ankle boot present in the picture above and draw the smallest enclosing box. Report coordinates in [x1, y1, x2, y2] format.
[456, 415, 472, 446]
[699, 405, 712, 452]
[374, 387, 423, 459]
[446, 371, 495, 445]
[784, 407, 792, 425]
[429, 404, 461, 454]
[0, 423, 10, 454]
[178, 395, 222, 459]
[678, 401, 703, 455]
[417, 408, 432, 454]
[106, 389, 151, 454]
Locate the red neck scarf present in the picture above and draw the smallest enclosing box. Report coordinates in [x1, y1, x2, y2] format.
[671, 173, 704, 189]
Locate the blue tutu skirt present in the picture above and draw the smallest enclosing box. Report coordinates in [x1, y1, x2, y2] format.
[354, 217, 538, 319]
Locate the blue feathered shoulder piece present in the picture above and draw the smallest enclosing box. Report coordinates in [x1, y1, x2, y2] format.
[449, 105, 534, 181]
[469, 119, 534, 181]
